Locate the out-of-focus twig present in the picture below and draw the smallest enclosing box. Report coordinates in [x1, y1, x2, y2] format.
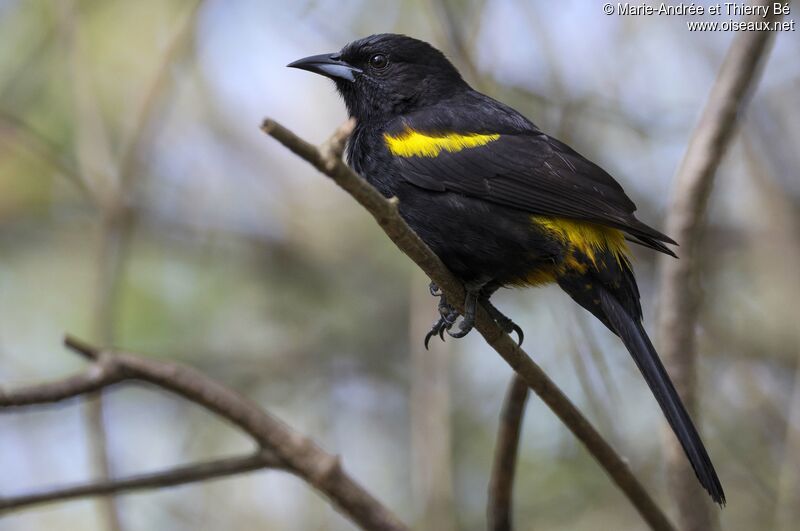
[263, 118, 676, 531]
[0, 336, 409, 531]
[0, 112, 93, 200]
[423, 0, 484, 89]
[487, 374, 529, 531]
[409, 273, 456, 531]
[58, 2, 205, 530]
[741, 129, 800, 531]
[0, 452, 282, 511]
[656, 1, 782, 529]
[116, 0, 204, 197]
[59, 0, 124, 526]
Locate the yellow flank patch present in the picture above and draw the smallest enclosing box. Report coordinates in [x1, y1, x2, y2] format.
[384, 127, 500, 157]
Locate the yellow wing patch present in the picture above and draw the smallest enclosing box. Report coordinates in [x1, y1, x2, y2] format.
[384, 127, 500, 158]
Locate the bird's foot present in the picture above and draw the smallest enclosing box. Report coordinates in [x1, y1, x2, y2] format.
[483, 299, 524, 346]
[424, 300, 459, 349]
[446, 288, 479, 339]
[424, 283, 519, 346]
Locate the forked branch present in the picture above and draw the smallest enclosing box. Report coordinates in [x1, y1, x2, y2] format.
[0, 336, 409, 531]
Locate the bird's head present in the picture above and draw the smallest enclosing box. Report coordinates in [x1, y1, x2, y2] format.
[288, 34, 468, 122]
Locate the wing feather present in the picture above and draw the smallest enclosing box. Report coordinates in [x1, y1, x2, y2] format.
[388, 113, 675, 255]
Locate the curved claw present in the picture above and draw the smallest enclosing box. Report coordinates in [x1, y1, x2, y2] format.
[424, 329, 436, 350]
[425, 313, 454, 349]
[511, 323, 524, 346]
[482, 299, 524, 346]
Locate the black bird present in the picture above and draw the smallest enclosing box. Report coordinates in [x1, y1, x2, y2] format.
[288, 33, 725, 504]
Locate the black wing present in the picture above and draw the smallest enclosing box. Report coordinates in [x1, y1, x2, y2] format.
[388, 102, 676, 256]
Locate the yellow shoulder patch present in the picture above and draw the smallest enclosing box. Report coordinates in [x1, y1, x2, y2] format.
[384, 127, 500, 158]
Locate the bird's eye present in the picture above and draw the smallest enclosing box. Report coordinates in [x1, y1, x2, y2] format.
[369, 54, 389, 70]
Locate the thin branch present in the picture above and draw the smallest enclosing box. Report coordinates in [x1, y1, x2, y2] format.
[423, 0, 484, 89]
[0, 336, 408, 531]
[262, 119, 676, 531]
[741, 128, 800, 531]
[0, 452, 283, 511]
[0, 358, 122, 407]
[0, 112, 93, 200]
[488, 374, 529, 531]
[657, 1, 782, 529]
[73, 3, 203, 529]
[116, 0, 204, 198]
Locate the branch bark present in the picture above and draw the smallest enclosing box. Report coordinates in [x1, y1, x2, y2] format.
[0, 336, 409, 531]
[262, 119, 676, 531]
[487, 375, 530, 531]
[657, 2, 782, 529]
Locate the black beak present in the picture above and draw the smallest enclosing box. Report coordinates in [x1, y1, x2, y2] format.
[287, 53, 362, 82]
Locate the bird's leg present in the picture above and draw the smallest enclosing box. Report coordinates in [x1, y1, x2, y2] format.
[424, 283, 459, 349]
[481, 297, 524, 346]
[429, 281, 442, 297]
[447, 287, 480, 339]
[426, 281, 519, 345]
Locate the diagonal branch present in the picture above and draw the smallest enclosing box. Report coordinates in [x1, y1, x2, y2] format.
[262, 119, 676, 531]
[0, 112, 93, 200]
[0, 336, 409, 531]
[487, 374, 530, 531]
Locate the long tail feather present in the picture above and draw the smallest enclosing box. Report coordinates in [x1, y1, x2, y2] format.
[597, 287, 726, 505]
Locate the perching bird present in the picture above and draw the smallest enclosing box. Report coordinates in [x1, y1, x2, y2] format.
[288, 33, 725, 504]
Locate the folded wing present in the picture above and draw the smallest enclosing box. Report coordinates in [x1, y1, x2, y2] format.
[386, 115, 676, 256]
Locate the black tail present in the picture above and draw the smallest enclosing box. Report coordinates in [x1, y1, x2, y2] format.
[596, 287, 726, 505]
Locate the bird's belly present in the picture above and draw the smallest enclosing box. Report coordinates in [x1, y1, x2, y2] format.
[396, 188, 562, 286]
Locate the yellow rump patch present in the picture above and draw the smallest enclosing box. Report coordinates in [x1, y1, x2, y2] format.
[532, 216, 629, 265]
[517, 217, 629, 287]
[384, 127, 500, 158]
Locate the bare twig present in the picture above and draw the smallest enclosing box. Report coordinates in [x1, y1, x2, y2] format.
[0, 452, 282, 511]
[61, 2, 205, 529]
[0, 336, 409, 531]
[423, 0, 483, 89]
[262, 119, 676, 531]
[0, 357, 122, 406]
[741, 130, 800, 531]
[488, 375, 529, 531]
[657, 1, 782, 528]
[0, 112, 92, 200]
[60, 2, 125, 523]
[116, 0, 204, 197]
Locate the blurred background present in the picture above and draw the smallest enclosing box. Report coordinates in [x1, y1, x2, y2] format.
[1, 1, 798, 530]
